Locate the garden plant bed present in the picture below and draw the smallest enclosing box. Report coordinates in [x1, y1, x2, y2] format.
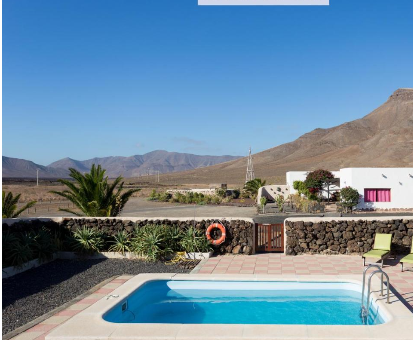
[2, 258, 190, 335]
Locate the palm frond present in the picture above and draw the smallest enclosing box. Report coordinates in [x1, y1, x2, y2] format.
[50, 165, 140, 217]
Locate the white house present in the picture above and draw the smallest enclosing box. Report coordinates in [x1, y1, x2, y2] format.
[339, 168, 413, 210]
[286, 171, 341, 198]
[282, 168, 413, 210]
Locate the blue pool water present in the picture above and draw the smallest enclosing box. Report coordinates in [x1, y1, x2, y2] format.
[103, 280, 385, 325]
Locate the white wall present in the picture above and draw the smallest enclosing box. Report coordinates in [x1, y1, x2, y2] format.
[257, 185, 290, 203]
[286, 171, 308, 194]
[286, 170, 340, 198]
[167, 188, 216, 195]
[340, 168, 413, 209]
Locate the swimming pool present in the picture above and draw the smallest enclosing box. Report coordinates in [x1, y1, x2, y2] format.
[103, 280, 385, 325]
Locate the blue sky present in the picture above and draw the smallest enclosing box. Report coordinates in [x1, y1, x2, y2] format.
[3, 0, 413, 165]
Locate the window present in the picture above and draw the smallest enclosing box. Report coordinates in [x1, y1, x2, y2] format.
[364, 189, 391, 202]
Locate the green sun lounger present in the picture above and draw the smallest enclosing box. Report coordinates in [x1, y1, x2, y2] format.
[401, 242, 413, 272]
[363, 233, 392, 268]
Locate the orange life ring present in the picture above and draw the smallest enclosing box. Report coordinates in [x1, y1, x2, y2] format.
[206, 223, 226, 245]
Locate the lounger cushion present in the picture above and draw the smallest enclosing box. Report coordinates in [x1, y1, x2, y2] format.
[401, 254, 413, 264]
[363, 249, 389, 259]
[374, 234, 392, 251]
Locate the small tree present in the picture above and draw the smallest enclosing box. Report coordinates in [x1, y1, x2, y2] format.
[340, 186, 360, 212]
[304, 169, 334, 201]
[50, 165, 140, 217]
[293, 180, 308, 196]
[275, 194, 285, 212]
[260, 197, 267, 214]
[244, 178, 266, 199]
[2, 192, 37, 218]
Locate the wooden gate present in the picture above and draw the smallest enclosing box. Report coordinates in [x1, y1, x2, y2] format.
[255, 223, 284, 252]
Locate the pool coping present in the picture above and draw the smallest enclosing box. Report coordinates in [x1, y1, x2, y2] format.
[46, 274, 413, 340]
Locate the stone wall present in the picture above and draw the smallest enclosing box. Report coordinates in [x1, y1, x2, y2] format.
[4, 217, 254, 255]
[285, 218, 413, 255]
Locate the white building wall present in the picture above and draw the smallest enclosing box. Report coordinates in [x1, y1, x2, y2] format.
[257, 185, 290, 203]
[340, 168, 413, 209]
[286, 171, 308, 195]
[286, 170, 340, 197]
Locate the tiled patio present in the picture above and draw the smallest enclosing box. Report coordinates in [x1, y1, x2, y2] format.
[10, 276, 134, 340]
[196, 254, 413, 309]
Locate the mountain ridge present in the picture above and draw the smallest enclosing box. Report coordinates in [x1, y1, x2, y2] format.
[155, 88, 413, 185]
[2, 150, 241, 178]
[3, 89, 412, 183]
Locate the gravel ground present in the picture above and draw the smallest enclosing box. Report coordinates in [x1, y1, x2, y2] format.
[2, 259, 190, 335]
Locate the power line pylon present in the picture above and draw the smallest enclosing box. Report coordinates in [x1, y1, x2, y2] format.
[245, 147, 255, 183]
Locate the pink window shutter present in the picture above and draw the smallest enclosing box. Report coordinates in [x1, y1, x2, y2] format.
[377, 189, 391, 202]
[364, 189, 376, 202]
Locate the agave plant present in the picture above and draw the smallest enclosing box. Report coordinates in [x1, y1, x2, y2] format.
[50, 164, 140, 217]
[164, 225, 184, 252]
[180, 227, 212, 253]
[2, 191, 37, 218]
[243, 178, 267, 199]
[4, 232, 36, 268]
[71, 226, 104, 255]
[109, 230, 131, 254]
[31, 228, 56, 262]
[131, 225, 172, 261]
[2, 231, 20, 267]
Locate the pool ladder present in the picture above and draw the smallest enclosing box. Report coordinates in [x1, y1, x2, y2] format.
[360, 264, 390, 324]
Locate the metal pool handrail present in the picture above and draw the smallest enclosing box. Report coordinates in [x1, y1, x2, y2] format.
[361, 265, 390, 323]
[361, 264, 384, 306]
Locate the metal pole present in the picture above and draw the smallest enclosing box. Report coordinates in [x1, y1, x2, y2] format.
[37, 169, 39, 186]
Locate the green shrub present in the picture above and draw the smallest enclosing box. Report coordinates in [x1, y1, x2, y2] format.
[32, 229, 56, 262]
[293, 181, 307, 195]
[5, 232, 35, 268]
[158, 192, 172, 202]
[211, 196, 222, 204]
[259, 197, 267, 213]
[148, 189, 159, 201]
[164, 225, 184, 252]
[222, 196, 233, 203]
[180, 227, 212, 253]
[231, 189, 240, 199]
[275, 195, 285, 212]
[2, 227, 59, 268]
[109, 230, 131, 254]
[71, 227, 105, 255]
[2, 232, 22, 267]
[216, 189, 226, 198]
[131, 225, 173, 261]
[340, 187, 360, 212]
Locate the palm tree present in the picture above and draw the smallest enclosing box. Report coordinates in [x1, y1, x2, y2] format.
[2, 191, 37, 218]
[50, 165, 140, 217]
[243, 178, 267, 199]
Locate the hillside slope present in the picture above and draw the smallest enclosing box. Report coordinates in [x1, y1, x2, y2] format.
[157, 89, 413, 185]
[2, 157, 69, 178]
[48, 150, 241, 178]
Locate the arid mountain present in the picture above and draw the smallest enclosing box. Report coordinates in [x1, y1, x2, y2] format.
[4, 89, 412, 183]
[2, 151, 241, 178]
[156, 89, 413, 186]
[2, 157, 69, 178]
[48, 151, 241, 177]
